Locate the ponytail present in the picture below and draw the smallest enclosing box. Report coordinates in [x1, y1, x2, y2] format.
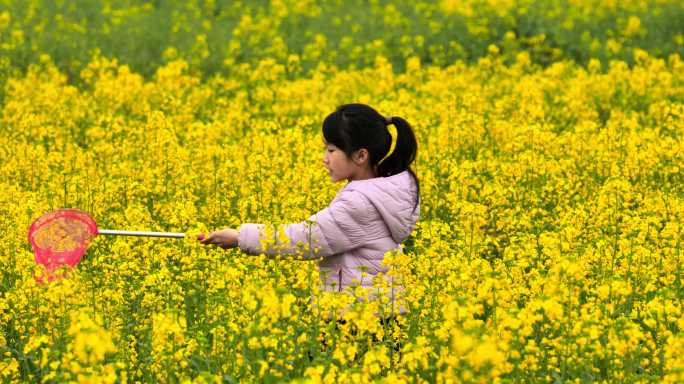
[376, 116, 416, 177]
[376, 116, 420, 213]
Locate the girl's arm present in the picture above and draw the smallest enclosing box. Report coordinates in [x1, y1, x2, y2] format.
[212, 190, 372, 259]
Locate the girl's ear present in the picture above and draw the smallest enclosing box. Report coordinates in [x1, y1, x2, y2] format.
[352, 148, 369, 165]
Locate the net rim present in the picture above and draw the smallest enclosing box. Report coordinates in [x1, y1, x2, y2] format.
[28, 208, 99, 256]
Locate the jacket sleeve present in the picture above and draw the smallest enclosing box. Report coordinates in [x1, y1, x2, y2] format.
[237, 190, 371, 259]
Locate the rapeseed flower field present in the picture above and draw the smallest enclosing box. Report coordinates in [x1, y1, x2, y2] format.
[1, 1, 683, 383]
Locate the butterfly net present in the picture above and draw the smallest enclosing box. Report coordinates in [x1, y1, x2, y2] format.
[28, 209, 98, 272]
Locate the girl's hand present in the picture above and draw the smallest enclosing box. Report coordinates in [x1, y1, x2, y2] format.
[198, 228, 239, 249]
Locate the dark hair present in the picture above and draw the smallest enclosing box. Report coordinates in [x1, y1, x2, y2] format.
[322, 103, 420, 212]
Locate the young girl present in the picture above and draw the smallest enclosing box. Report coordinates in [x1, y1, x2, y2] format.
[199, 103, 420, 317]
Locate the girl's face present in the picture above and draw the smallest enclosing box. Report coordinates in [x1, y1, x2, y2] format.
[323, 142, 373, 182]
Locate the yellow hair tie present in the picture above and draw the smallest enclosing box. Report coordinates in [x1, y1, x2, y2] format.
[378, 121, 397, 166]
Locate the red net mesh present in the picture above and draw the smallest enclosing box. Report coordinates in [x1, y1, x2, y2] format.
[28, 209, 98, 275]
